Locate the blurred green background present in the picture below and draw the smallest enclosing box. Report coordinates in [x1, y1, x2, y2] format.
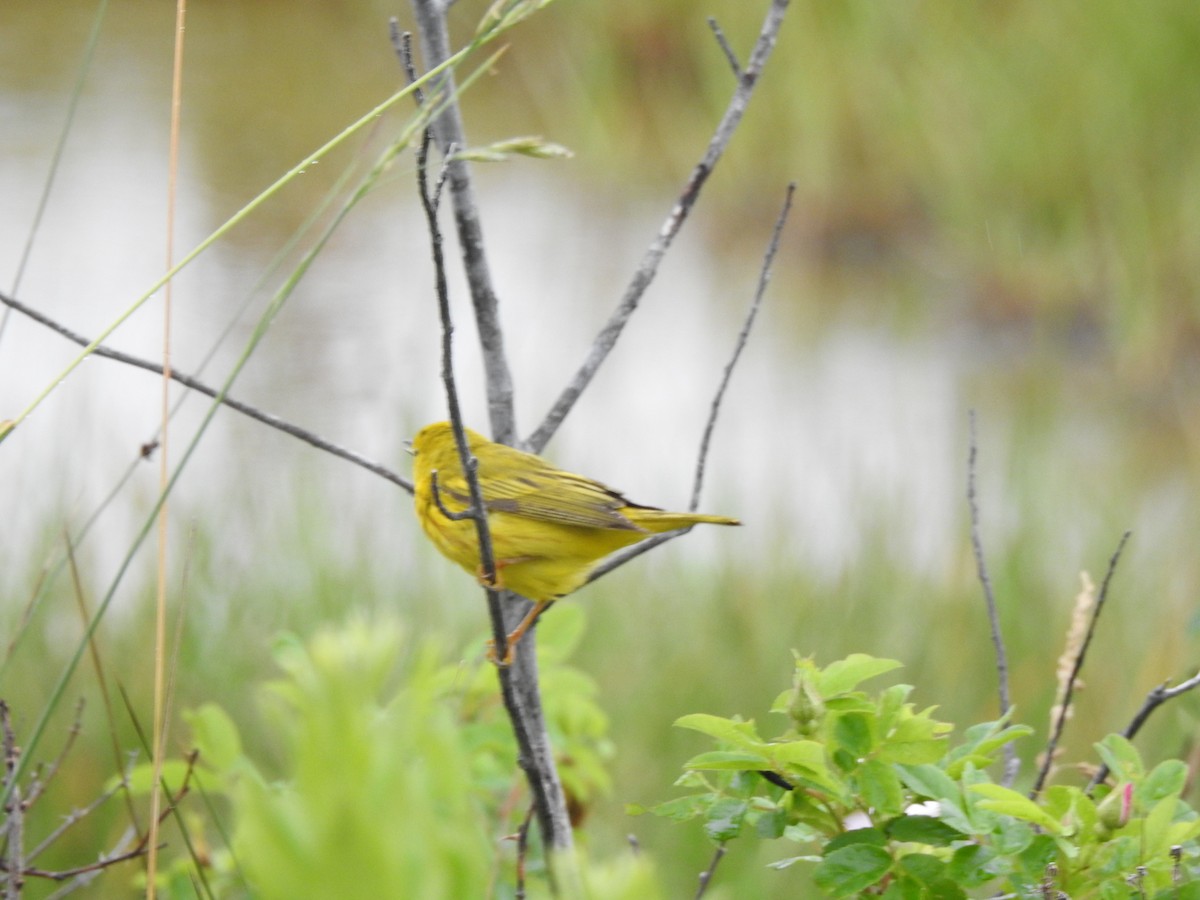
[2, 0, 1199, 895]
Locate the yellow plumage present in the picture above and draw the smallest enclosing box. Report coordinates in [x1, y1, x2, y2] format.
[409, 421, 739, 658]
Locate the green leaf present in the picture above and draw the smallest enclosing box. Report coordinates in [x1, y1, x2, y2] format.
[771, 740, 844, 794]
[1139, 758, 1188, 804]
[825, 696, 877, 713]
[675, 713, 761, 748]
[970, 783, 1063, 833]
[826, 827, 887, 852]
[771, 738, 828, 770]
[1042, 784, 1096, 838]
[896, 853, 955, 887]
[881, 878, 923, 900]
[673, 770, 711, 789]
[834, 712, 876, 757]
[1152, 884, 1200, 900]
[818, 654, 904, 696]
[877, 713, 953, 765]
[683, 750, 771, 771]
[993, 817, 1035, 855]
[813, 844, 893, 897]
[1142, 792, 1180, 858]
[185, 703, 244, 773]
[887, 814, 963, 846]
[1166, 816, 1200, 846]
[756, 805, 788, 839]
[877, 684, 914, 732]
[1094, 733, 1145, 783]
[109, 759, 195, 795]
[767, 854, 820, 870]
[947, 843, 999, 888]
[860, 760, 904, 817]
[452, 135, 574, 162]
[703, 798, 748, 842]
[637, 794, 712, 821]
[897, 763, 958, 801]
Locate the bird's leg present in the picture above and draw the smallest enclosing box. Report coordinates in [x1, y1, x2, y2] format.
[475, 561, 507, 591]
[488, 599, 551, 667]
[475, 556, 535, 592]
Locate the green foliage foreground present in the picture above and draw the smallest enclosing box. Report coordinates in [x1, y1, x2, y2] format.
[127, 621, 1200, 898]
[638, 653, 1200, 899]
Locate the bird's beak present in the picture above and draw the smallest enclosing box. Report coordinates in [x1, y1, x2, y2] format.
[404, 440, 416, 456]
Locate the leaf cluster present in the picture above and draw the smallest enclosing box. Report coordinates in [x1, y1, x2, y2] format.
[637, 653, 1200, 898]
[120, 612, 618, 898]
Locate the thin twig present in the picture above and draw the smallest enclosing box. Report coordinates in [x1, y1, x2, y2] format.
[0, 0, 108, 351]
[691, 182, 792, 512]
[6, 759, 190, 887]
[584, 182, 792, 588]
[514, 803, 535, 900]
[1086, 670, 1200, 794]
[0, 290, 412, 492]
[415, 125, 505, 652]
[26, 755, 127, 863]
[967, 412, 1018, 787]
[2, 700, 23, 900]
[0, 845, 148, 883]
[1030, 531, 1132, 798]
[64, 529, 141, 832]
[707, 17, 742, 79]
[411, 0, 516, 444]
[527, 0, 792, 454]
[429, 470, 473, 521]
[694, 844, 727, 899]
[22, 699, 84, 809]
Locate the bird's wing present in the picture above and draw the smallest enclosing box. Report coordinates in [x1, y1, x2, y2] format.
[468, 445, 646, 531]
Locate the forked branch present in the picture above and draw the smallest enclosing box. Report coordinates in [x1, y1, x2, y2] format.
[527, 0, 792, 453]
[587, 182, 793, 588]
[1087, 669, 1200, 793]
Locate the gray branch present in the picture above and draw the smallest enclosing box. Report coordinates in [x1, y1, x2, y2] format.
[0, 289, 412, 493]
[410, 0, 516, 445]
[526, 0, 792, 454]
[406, 4, 572, 855]
[966, 412, 1018, 787]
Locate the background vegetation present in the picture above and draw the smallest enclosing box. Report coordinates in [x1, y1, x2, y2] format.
[2, 0, 1199, 895]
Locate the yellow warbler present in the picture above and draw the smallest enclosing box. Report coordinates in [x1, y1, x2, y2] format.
[409, 421, 739, 659]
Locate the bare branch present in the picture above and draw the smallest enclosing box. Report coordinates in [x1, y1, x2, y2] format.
[0, 290, 411, 492]
[411, 0, 516, 444]
[22, 699, 84, 809]
[586, 182, 791, 588]
[694, 844, 727, 899]
[2, 700, 24, 900]
[1030, 531, 1132, 798]
[691, 182, 792, 511]
[0, 843, 147, 883]
[412, 96, 504, 656]
[527, 0, 792, 454]
[707, 17, 742, 79]
[26, 750, 126, 863]
[1087, 669, 1200, 793]
[408, 49, 573, 855]
[966, 412, 1018, 787]
[514, 803, 535, 900]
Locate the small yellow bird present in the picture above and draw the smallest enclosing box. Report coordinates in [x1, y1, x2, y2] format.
[409, 421, 740, 661]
